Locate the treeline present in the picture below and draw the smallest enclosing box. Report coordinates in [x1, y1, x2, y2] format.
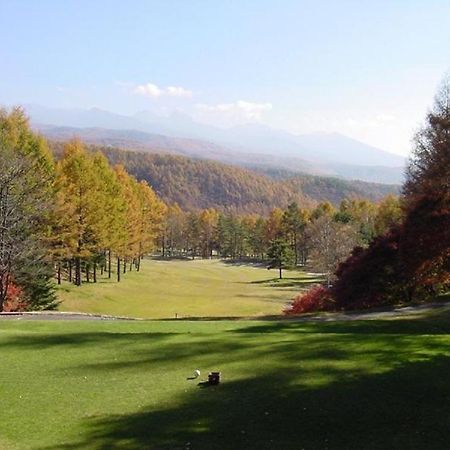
[49, 143, 399, 215]
[0, 108, 165, 311]
[50, 140, 166, 287]
[160, 196, 402, 282]
[288, 80, 450, 313]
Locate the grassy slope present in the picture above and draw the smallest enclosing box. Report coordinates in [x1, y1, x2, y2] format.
[1, 310, 450, 450]
[57, 259, 319, 318]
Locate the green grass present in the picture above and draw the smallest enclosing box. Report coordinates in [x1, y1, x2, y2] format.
[1, 310, 450, 449]
[57, 259, 320, 318]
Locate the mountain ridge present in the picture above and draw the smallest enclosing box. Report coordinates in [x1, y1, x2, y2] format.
[35, 122, 405, 184]
[26, 104, 406, 184]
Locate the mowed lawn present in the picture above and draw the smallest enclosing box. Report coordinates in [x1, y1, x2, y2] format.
[57, 259, 319, 318]
[1, 311, 450, 450]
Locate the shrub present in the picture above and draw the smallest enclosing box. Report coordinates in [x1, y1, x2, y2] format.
[3, 283, 27, 312]
[285, 285, 335, 315]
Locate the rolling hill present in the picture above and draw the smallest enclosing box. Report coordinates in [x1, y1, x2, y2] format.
[49, 142, 399, 214]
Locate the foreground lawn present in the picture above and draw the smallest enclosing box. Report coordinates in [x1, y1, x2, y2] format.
[57, 258, 319, 318]
[1, 312, 450, 449]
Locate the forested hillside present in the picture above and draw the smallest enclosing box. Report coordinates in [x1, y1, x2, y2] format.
[50, 142, 398, 214]
[97, 148, 311, 214]
[287, 176, 399, 205]
[255, 167, 400, 204]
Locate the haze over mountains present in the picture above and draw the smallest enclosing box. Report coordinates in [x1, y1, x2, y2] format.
[28, 104, 406, 184]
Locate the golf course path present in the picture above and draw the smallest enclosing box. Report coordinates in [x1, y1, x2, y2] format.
[0, 312, 135, 321]
[0, 302, 448, 321]
[290, 302, 449, 322]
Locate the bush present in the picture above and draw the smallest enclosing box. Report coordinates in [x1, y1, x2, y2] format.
[285, 285, 335, 315]
[3, 283, 27, 312]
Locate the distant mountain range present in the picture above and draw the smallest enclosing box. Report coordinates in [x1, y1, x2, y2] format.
[27, 104, 406, 184]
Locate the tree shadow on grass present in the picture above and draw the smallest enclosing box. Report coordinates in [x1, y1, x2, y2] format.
[231, 315, 450, 336]
[151, 255, 194, 261]
[247, 277, 322, 289]
[0, 331, 180, 350]
[220, 259, 267, 267]
[41, 355, 450, 450]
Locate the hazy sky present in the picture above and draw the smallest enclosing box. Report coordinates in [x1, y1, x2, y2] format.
[1, 0, 449, 155]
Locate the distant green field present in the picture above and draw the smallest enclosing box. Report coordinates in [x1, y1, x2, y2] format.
[57, 259, 320, 318]
[1, 309, 450, 450]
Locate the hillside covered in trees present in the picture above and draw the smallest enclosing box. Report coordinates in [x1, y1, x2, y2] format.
[105, 150, 310, 214]
[50, 143, 399, 214]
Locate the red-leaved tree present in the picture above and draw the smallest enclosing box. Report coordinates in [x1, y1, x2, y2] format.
[331, 226, 418, 309]
[400, 195, 450, 292]
[3, 282, 26, 312]
[285, 285, 334, 315]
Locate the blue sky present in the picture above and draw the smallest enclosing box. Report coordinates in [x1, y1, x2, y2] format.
[1, 0, 449, 155]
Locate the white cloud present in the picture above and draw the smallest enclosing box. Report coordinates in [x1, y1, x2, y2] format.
[166, 86, 193, 97]
[196, 100, 272, 121]
[133, 83, 192, 98]
[133, 83, 163, 98]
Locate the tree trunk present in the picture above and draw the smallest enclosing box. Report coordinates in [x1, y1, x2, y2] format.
[93, 263, 97, 283]
[279, 266, 282, 279]
[86, 264, 90, 283]
[108, 250, 112, 279]
[0, 272, 11, 312]
[169, 236, 173, 257]
[137, 255, 141, 272]
[123, 257, 127, 273]
[293, 234, 298, 266]
[117, 257, 121, 282]
[57, 263, 61, 285]
[68, 260, 72, 283]
[405, 285, 416, 303]
[75, 257, 81, 286]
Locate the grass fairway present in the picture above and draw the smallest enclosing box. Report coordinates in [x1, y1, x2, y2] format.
[1, 311, 450, 449]
[57, 259, 319, 318]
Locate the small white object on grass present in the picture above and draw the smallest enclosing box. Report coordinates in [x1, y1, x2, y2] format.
[193, 369, 201, 378]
